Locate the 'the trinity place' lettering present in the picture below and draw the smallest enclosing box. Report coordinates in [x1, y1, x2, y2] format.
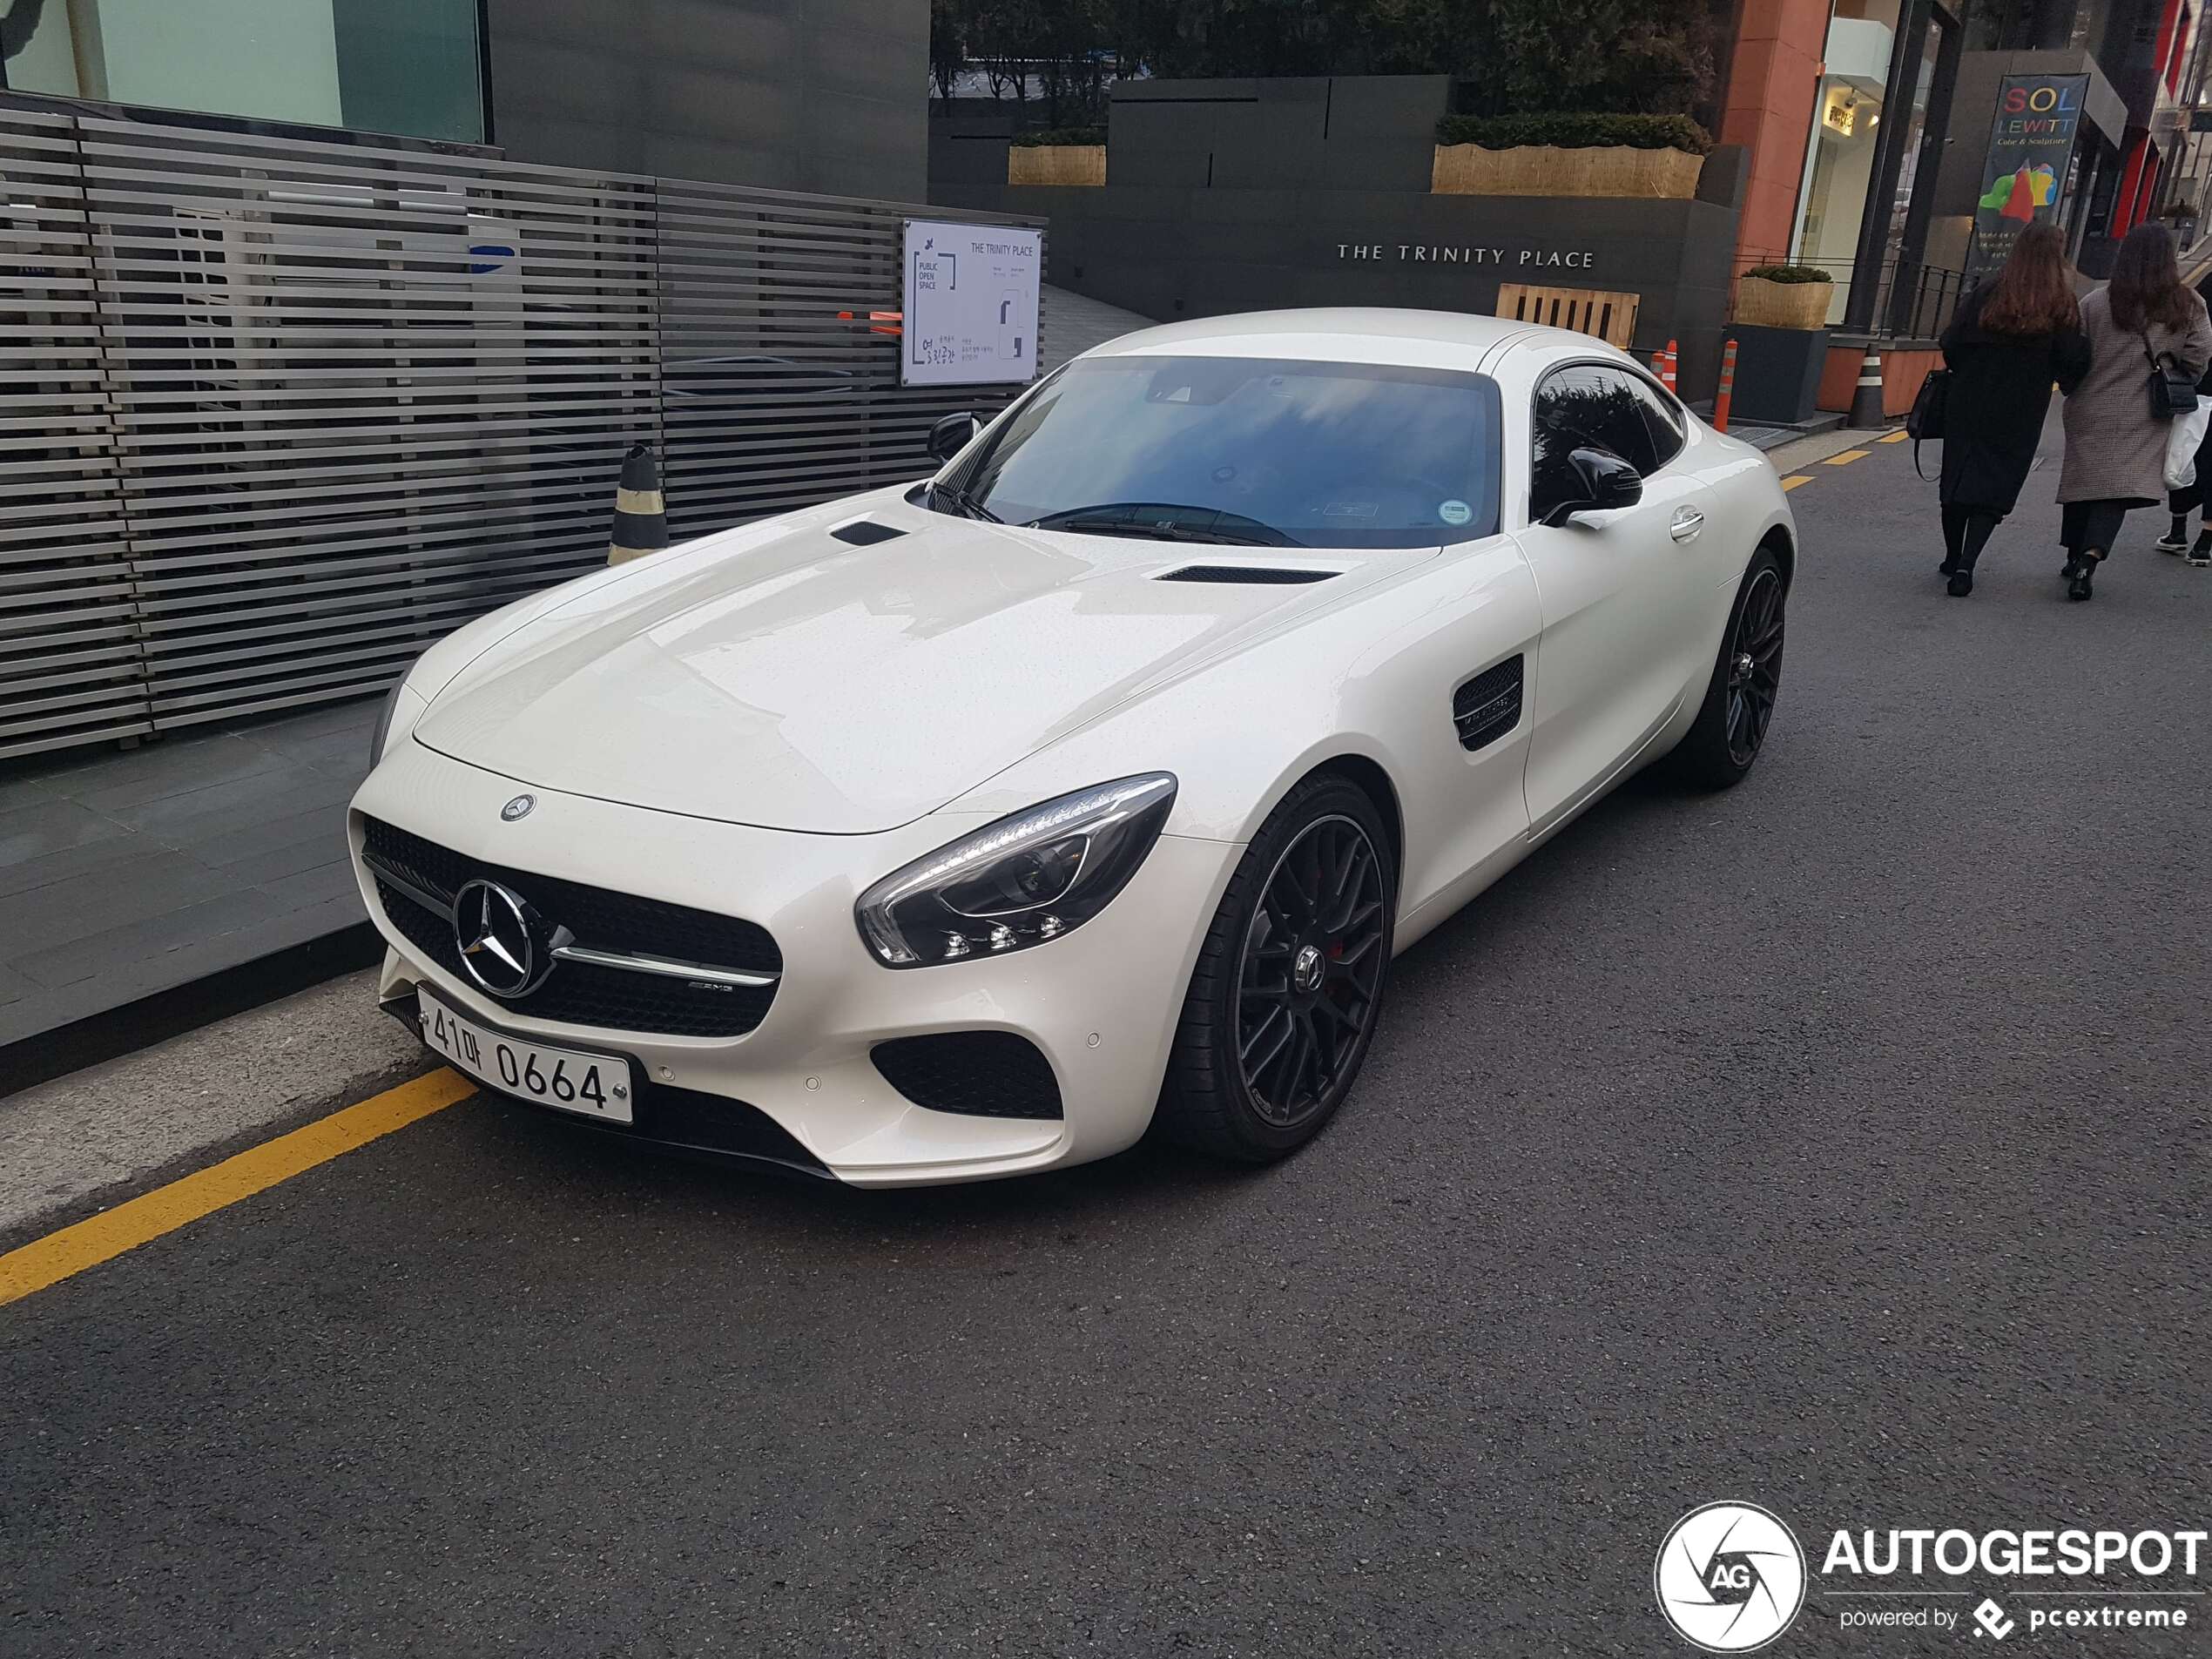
[1337, 243, 1595, 268]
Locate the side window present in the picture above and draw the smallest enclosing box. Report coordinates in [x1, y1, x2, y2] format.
[1628, 375, 1687, 469]
[1530, 365, 1658, 522]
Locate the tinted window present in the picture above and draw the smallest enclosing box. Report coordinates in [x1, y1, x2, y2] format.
[1531, 365, 1658, 523]
[1630, 376, 1688, 469]
[950, 355, 1503, 548]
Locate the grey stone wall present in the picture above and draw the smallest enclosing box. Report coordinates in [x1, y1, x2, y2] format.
[487, 0, 927, 201]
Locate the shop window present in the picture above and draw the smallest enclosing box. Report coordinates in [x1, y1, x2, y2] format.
[2, 0, 483, 145]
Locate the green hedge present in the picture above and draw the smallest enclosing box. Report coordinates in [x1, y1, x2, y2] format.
[1741, 263, 1834, 284]
[1433, 113, 1711, 155]
[1013, 126, 1107, 148]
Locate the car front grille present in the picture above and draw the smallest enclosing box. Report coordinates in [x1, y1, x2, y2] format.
[871, 1032, 1064, 1120]
[361, 816, 781, 1039]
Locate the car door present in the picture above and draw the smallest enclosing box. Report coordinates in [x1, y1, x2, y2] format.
[1513, 361, 1716, 832]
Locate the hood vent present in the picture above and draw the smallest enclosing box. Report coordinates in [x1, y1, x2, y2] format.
[1157, 563, 1338, 585]
[831, 519, 907, 546]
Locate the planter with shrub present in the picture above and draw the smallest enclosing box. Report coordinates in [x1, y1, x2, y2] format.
[1734, 264, 1835, 329]
[1009, 126, 1107, 187]
[1431, 113, 1710, 199]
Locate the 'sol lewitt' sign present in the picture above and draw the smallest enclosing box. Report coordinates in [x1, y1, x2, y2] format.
[1338, 242, 1598, 270]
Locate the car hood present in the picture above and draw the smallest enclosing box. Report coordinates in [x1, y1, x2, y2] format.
[414, 503, 1431, 833]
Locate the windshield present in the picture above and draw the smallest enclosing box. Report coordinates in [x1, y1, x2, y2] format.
[943, 354, 1503, 548]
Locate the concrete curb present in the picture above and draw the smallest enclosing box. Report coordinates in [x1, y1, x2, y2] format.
[0, 966, 433, 1241]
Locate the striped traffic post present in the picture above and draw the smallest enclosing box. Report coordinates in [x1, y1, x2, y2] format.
[607, 442, 669, 565]
[1712, 337, 1737, 433]
[1662, 339, 1679, 393]
[1847, 345, 1885, 428]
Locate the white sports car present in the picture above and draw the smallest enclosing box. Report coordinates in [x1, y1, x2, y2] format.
[352, 309, 1794, 1186]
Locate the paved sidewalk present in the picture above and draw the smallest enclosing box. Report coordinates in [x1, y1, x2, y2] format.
[0, 701, 377, 1053]
[1040, 283, 1151, 364]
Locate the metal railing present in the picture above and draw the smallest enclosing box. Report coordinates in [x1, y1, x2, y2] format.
[1742, 257, 1966, 341]
[0, 104, 1042, 760]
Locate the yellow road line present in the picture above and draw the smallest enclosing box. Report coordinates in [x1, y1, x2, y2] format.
[1824, 449, 1871, 466]
[0, 1069, 472, 1309]
[1781, 475, 1814, 491]
[1878, 429, 1911, 443]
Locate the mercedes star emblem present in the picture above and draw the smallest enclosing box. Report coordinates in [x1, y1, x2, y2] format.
[452, 879, 549, 998]
[501, 793, 536, 821]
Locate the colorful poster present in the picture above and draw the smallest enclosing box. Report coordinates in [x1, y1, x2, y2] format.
[1967, 74, 2088, 281]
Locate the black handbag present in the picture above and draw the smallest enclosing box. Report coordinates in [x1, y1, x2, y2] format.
[2145, 334, 2198, 421]
[1908, 367, 1949, 480]
[1908, 367, 1949, 439]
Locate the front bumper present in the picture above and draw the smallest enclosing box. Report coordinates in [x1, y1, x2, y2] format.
[351, 740, 1239, 1186]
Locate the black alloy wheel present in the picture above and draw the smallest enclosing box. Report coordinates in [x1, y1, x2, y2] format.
[1724, 564, 1785, 767]
[1158, 773, 1397, 1162]
[1237, 814, 1388, 1127]
[1669, 545, 1788, 789]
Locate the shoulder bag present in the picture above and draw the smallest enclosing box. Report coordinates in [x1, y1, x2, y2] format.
[2145, 333, 2197, 421]
[1908, 367, 1949, 481]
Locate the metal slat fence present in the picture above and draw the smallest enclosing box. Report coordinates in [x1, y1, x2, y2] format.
[0, 110, 1042, 759]
[0, 106, 142, 758]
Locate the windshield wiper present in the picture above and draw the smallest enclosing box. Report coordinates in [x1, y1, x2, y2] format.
[929, 479, 1001, 523]
[1025, 503, 1290, 546]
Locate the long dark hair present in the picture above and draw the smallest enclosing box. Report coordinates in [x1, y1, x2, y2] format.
[2107, 221, 2197, 333]
[1981, 221, 2080, 335]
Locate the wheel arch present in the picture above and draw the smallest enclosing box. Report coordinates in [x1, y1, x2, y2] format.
[1757, 522, 1796, 589]
[1288, 752, 1405, 879]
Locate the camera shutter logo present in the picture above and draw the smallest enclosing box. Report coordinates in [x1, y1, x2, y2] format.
[1654, 1501, 1807, 1653]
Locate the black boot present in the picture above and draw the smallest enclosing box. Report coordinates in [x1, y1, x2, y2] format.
[2065, 550, 2099, 601]
[1947, 563, 1974, 597]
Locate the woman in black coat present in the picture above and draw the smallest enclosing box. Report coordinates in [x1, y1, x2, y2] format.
[1935, 220, 2093, 597]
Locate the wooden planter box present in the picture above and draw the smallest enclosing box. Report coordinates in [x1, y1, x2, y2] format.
[1008, 145, 1106, 186]
[1430, 143, 1702, 199]
[1732, 276, 1833, 330]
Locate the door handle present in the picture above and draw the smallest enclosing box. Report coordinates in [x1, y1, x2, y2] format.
[1669, 507, 1705, 543]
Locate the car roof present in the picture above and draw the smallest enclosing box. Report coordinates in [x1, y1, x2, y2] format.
[1081, 307, 1625, 376]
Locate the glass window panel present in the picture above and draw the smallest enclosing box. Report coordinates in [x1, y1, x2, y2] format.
[2, 0, 482, 145]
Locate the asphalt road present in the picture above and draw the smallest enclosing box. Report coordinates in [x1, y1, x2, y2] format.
[5, 428, 2209, 1657]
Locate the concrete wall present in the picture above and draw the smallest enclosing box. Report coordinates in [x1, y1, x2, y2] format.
[486, 0, 927, 200]
[996, 182, 1743, 401]
[931, 76, 1746, 400]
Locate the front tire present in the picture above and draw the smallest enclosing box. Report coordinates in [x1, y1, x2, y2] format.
[1157, 774, 1395, 1163]
[1669, 546, 1787, 789]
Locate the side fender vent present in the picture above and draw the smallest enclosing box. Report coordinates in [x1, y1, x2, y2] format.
[831, 519, 906, 546]
[1157, 563, 1338, 585]
[1453, 654, 1524, 752]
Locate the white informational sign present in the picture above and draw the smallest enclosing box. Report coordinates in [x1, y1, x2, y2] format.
[900, 219, 1043, 387]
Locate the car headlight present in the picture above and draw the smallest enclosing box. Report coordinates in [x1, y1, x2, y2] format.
[368, 679, 406, 767]
[855, 773, 1177, 968]
[368, 650, 432, 767]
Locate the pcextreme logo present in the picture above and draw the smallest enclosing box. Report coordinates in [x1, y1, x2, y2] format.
[1655, 1502, 1810, 1653]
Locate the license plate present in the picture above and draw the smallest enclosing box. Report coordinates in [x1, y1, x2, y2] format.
[418, 991, 633, 1125]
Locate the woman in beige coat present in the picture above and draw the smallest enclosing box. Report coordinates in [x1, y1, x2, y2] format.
[2058, 222, 2212, 600]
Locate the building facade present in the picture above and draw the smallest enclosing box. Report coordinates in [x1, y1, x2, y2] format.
[1736, 0, 2199, 334]
[0, 0, 928, 200]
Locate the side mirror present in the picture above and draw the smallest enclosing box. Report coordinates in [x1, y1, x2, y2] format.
[926, 411, 982, 464]
[1542, 447, 1644, 527]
